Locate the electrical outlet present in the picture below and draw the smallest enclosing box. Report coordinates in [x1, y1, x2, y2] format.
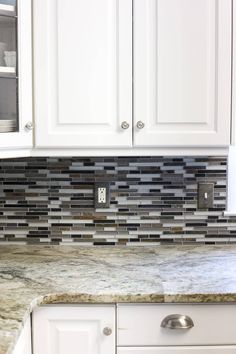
[198, 183, 214, 209]
[94, 183, 110, 208]
[98, 188, 106, 204]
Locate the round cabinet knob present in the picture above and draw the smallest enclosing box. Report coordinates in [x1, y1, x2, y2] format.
[161, 314, 194, 330]
[136, 121, 145, 129]
[121, 121, 130, 130]
[25, 122, 33, 131]
[103, 327, 112, 336]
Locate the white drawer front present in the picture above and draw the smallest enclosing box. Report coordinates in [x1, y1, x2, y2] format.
[117, 304, 236, 346]
[117, 347, 236, 354]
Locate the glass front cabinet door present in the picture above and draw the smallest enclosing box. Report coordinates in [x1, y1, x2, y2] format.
[0, 0, 32, 155]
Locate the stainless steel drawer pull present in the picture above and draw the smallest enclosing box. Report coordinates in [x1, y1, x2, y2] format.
[161, 314, 194, 330]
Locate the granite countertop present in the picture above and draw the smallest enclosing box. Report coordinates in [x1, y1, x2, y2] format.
[1, 245, 236, 354]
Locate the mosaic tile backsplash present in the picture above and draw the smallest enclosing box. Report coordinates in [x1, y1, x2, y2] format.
[0, 156, 235, 245]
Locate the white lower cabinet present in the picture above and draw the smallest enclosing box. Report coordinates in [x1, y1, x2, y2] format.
[32, 305, 115, 354]
[12, 317, 31, 354]
[31, 304, 236, 354]
[118, 347, 236, 354]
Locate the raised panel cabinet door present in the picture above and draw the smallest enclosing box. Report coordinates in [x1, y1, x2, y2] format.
[133, 0, 231, 147]
[33, 0, 132, 148]
[33, 306, 115, 354]
[12, 317, 32, 354]
[117, 347, 236, 354]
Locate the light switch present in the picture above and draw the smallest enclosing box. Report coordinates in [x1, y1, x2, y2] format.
[198, 183, 214, 209]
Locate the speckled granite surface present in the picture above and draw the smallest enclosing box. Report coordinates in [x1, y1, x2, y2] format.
[1, 245, 236, 354]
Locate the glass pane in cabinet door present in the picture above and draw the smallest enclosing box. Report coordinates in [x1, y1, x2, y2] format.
[0, 1, 16, 4]
[0, 1, 16, 16]
[0, 78, 17, 132]
[0, 15, 16, 71]
[0, 0, 17, 133]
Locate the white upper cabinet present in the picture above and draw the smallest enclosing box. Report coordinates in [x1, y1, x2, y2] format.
[33, 0, 232, 151]
[133, 0, 232, 147]
[0, 0, 33, 152]
[33, 0, 132, 148]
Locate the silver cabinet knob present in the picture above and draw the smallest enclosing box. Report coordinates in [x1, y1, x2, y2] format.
[25, 122, 33, 131]
[103, 327, 112, 336]
[136, 121, 145, 129]
[161, 314, 194, 330]
[121, 121, 129, 130]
